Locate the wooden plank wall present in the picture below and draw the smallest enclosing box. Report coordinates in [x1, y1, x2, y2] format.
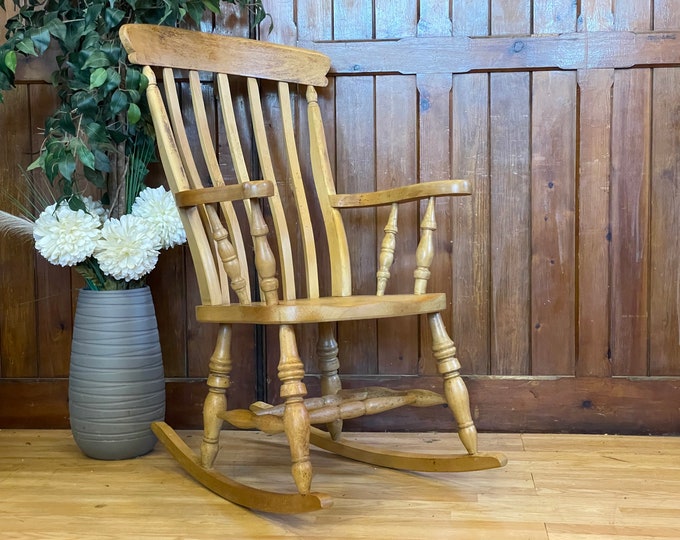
[1, 0, 680, 434]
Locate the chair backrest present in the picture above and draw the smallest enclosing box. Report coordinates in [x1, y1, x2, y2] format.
[120, 24, 353, 307]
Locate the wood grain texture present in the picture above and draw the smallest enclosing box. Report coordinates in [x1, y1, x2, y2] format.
[450, 1, 490, 376]
[29, 84, 72, 378]
[610, 68, 652, 376]
[375, 74, 419, 375]
[3, 430, 680, 538]
[576, 68, 614, 377]
[120, 25, 330, 86]
[649, 2, 680, 376]
[489, 71, 531, 375]
[334, 74, 378, 374]
[302, 31, 680, 75]
[530, 70, 577, 375]
[0, 85, 38, 378]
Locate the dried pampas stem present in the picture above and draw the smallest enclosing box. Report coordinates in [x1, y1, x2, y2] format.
[0, 210, 35, 242]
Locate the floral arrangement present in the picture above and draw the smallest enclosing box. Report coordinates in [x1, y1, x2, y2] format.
[30, 187, 186, 290]
[0, 0, 267, 290]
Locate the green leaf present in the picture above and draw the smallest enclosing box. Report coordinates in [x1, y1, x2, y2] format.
[29, 27, 51, 55]
[84, 3, 104, 28]
[93, 148, 111, 173]
[4, 51, 17, 73]
[103, 8, 126, 30]
[71, 91, 99, 115]
[125, 67, 141, 90]
[84, 166, 106, 188]
[58, 152, 77, 182]
[16, 37, 36, 56]
[44, 146, 64, 181]
[109, 89, 128, 114]
[89, 67, 107, 89]
[102, 67, 121, 93]
[44, 18, 67, 42]
[127, 102, 141, 124]
[202, 0, 221, 15]
[82, 50, 111, 69]
[27, 154, 44, 171]
[73, 140, 96, 170]
[83, 121, 108, 144]
[67, 196, 87, 213]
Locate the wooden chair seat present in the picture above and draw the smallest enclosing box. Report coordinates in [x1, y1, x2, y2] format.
[196, 293, 446, 324]
[120, 23, 506, 515]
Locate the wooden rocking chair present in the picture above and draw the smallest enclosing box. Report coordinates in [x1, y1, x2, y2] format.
[120, 24, 506, 514]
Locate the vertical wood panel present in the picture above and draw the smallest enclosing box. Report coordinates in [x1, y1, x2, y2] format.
[416, 3, 452, 377]
[376, 74, 419, 375]
[375, 0, 416, 38]
[0, 85, 38, 378]
[29, 85, 72, 378]
[530, 70, 577, 375]
[450, 0, 490, 375]
[531, 2, 577, 376]
[649, 67, 680, 376]
[333, 0, 377, 374]
[576, 68, 614, 376]
[649, 0, 680, 376]
[334, 76, 377, 374]
[491, 0, 531, 35]
[333, 0, 372, 39]
[610, 70, 651, 376]
[489, 0, 531, 375]
[298, 0, 332, 41]
[610, 3, 652, 376]
[575, 0, 614, 377]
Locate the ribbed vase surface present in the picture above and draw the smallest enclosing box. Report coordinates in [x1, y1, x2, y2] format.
[69, 287, 166, 460]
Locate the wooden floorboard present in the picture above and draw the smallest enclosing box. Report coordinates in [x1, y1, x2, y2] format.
[1, 430, 678, 539]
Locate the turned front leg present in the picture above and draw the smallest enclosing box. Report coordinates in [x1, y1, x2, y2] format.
[428, 313, 477, 455]
[317, 322, 342, 440]
[279, 325, 312, 495]
[201, 324, 232, 468]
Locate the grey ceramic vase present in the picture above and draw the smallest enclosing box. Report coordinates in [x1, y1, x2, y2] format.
[69, 287, 166, 460]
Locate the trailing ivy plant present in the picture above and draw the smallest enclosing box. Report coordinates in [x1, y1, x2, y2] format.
[0, 0, 266, 216]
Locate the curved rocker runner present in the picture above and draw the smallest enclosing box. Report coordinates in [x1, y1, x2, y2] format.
[120, 23, 507, 514]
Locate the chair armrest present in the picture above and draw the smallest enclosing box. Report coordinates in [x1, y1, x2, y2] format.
[174, 180, 275, 207]
[329, 179, 471, 208]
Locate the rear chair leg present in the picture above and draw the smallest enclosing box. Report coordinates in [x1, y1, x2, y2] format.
[279, 324, 313, 495]
[428, 313, 478, 455]
[201, 324, 232, 468]
[317, 322, 343, 440]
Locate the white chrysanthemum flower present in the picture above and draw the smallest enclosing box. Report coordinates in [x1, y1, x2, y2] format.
[33, 201, 101, 266]
[131, 186, 186, 249]
[82, 196, 107, 224]
[94, 214, 159, 282]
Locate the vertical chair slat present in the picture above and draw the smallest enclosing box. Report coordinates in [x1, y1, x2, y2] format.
[306, 86, 352, 297]
[216, 74, 252, 187]
[187, 70, 251, 303]
[162, 68, 232, 303]
[278, 82, 320, 299]
[247, 77, 297, 301]
[145, 66, 222, 305]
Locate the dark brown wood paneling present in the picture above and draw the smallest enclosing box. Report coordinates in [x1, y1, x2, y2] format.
[649, 1, 680, 376]
[376, 74, 419, 375]
[0, 84, 37, 379]
[530, 69, 577, 375]
[3, 0, 680, 434]
[576, 67, 614, 377]
[450, 0, 490, 376]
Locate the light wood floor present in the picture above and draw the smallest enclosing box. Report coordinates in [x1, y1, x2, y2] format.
[1, 429, 679, 539]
